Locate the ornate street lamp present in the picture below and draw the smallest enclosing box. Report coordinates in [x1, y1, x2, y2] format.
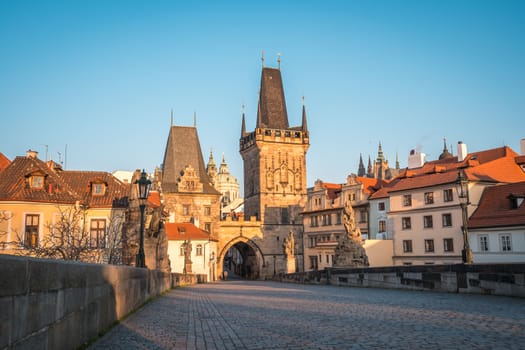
[135, 169, 151, 268]
[456, 170, 473, 264]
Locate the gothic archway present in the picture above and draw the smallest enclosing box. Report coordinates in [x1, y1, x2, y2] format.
[219, 237, 264, 280]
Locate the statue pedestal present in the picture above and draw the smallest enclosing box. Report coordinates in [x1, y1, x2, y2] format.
[184, 262, 193, 274]
[285, 256, 296, 274]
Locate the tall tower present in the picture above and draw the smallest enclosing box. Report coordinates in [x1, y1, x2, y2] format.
[240, 66, 310, 224]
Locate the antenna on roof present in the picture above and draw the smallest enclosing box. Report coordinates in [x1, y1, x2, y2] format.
[261, 49, 265, 67]
[277, 52, 281, 69]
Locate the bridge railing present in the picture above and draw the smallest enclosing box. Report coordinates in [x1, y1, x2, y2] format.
[277, 263, 525, 298]
[0, 254, 172, 350]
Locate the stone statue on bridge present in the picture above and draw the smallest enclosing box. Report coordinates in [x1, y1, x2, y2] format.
[183, 240, 193, 274]
[333, 201, 369, 267]
[283, 231, 296, 273]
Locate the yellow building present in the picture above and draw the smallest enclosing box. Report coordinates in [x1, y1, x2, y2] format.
[0, 150, 130, 263]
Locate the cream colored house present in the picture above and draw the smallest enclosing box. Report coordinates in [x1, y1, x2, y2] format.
[389, 144, 525, 265]
[0, 150, 130, 263]
[166, 222, 218, 281]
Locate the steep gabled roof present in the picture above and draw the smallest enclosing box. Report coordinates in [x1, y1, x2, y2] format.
[469, 181, 525, 229]
[256, 67, 289, 129]
[161, 125, 219, 195]
[165, 222, 218, 241]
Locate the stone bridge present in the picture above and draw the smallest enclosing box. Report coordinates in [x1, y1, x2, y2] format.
[2, 255, 524, 349]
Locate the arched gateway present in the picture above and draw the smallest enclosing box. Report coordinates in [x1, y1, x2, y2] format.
[219, 237, 264, 280]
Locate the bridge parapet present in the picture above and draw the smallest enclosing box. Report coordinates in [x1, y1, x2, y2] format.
[0, 254, 172, 349]
[278, 264, 525, 298]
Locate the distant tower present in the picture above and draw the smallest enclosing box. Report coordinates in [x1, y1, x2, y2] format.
[240, 65, 310, 224]
[367, 156, 373, 178]
[374, 142, 390, 180]
[161, 124, 221, 235]
[439, 137, 454, 160]
[206, 149, 218, 185]
[357, 154, 366, 177]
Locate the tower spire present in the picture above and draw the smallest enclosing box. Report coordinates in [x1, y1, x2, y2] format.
[301, 96, 308, 133]
[261, 49, 265, 67]
[241, 103, 247, 136]
[194, 111, 197, 127]
[277, 52, 281, 69]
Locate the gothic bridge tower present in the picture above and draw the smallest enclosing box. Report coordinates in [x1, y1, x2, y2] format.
[218, 61, 309, 278]
[240, 65, 310, 224]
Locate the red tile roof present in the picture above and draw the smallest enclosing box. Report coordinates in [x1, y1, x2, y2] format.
[384, 146, 525, 194]
[148, 191, 161, 208]
[356, 176, 387, 195]
[0, 155, 129, 208]
[0, 153, 10, 172]
[165, 222, 217, 241]
[469, 181, 525, 229]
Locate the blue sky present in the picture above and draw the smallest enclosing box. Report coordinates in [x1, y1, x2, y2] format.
[1, 0, 524, 192]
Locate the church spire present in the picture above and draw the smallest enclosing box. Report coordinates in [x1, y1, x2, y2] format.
[377, 142, 384, 161]
[396, 152, 400, 169]
[358, 153, 365, 177]
[367, 155, 373, 178]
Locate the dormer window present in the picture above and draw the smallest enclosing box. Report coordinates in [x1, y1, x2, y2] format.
[92, 182, 106, 196]
[30, 175, 44, 189]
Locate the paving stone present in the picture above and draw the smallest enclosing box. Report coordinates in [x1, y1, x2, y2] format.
[89, 281, 525, 350]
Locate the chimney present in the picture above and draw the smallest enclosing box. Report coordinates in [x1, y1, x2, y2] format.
[26, 149, 38, 159]
[521, 138, 525, 156]
[408, 149, 426, 169]
[457, 141, 467, 162]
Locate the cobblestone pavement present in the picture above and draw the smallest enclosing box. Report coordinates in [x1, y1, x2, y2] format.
[89, 281, 525, 349]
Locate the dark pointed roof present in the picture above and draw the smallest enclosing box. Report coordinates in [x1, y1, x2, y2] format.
[256, 67, 289, 129]
[301, 102, 308, 133]
[162, 125, 219, 194]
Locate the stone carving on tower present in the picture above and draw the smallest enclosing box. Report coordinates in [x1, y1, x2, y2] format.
[333, 200, 369, 267]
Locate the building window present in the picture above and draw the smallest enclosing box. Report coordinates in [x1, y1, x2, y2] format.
[359, 210, 367, 223]
[335, 212, 342, 225]
[500, 234, 512, 252]
[30, 175, 44, 189]
[403, 240, 413, 253]
[204, 223, 211, 232]
[196, 244, 203, 256]
[378, 220, 386, 233]
[425, 239, 435, 252]
[326, 254, 330, 263]
[378, 202, 385, 211]
[309, 236, 315, 248]
[309, 256, 318, 270]
[443, 238, 454, 252]
[424, 192, 434, 205]
[24, 214, 39, 247]
[92, 183, 105, 196]
[403, 194, 412, 207]
[402, 217, 412, 230]
[443, 189, 453, 202]
[180, 246, 185, 256]
[479, 235, 489, 252]
[442, 213, 452, 227]
[281, 208, 289, 224]
[423, 215, 433, 229]
[90, 219, 106, 248]
[183, 205, 190, 215]
[204, 206, 211, 216]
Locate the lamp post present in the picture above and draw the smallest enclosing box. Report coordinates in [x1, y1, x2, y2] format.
[135, 169, 151, 268]
[456, 170, 473, 264]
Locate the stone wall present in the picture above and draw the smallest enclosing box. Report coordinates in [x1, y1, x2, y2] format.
[279, 263, 525, 298]
[0, 255, 172, 350]
[171, 273, 208, 287]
